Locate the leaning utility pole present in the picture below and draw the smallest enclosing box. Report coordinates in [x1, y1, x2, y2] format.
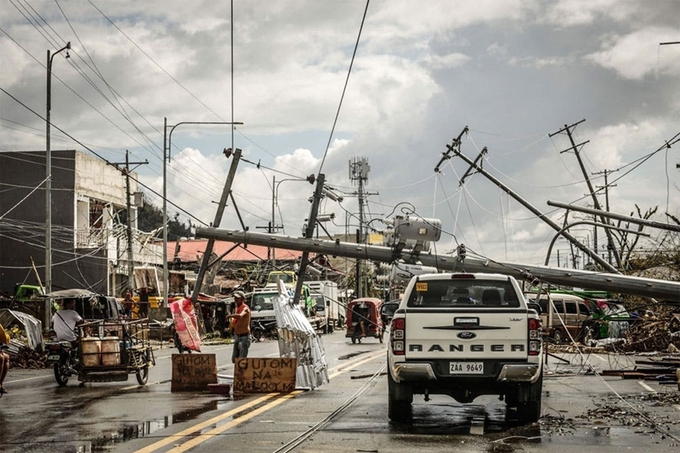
[191, 148, 242, 304]
[447, 137, 619, 274]
[549, 120, 622, 268]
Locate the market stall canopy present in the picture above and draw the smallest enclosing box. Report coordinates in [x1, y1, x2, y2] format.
[44, 289, 96, 299]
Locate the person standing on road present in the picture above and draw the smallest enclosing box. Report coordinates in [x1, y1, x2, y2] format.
[225, 291, 251, 363]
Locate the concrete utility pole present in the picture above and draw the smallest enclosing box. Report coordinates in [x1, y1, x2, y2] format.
[292, 174, 326, 306]
[447, 138, 620, 274]
[163, 120, 242, 305]
[112, 151, 148, 293]
[191, 148, 242, 304]
[593, 169, 616, 264]
[549, 120, 622, 268]
[194, 227, 680, 301]
[45, 41, 70, 295]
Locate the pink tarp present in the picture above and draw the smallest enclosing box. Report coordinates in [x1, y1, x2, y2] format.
[169, 298, 201, 352]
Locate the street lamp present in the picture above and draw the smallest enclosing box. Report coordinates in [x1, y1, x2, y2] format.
[45, 41, 70, 297]
[271, 175, 315, 267]
[162, 120, 242, 305]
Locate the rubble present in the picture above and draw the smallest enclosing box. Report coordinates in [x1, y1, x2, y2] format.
[8, 340, 46, 369]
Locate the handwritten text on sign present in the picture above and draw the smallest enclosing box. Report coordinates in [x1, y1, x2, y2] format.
[171, 353, 217, 392]
[233, 357, 297, 393]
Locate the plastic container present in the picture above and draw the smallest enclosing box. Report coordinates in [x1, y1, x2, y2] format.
[101, 336, 121, 365]
[81, 338, 102, 367]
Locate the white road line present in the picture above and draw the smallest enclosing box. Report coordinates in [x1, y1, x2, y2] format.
[637, 380, 656, 393]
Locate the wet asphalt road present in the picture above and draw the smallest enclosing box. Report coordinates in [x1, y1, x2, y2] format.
[2, 331, 680, 452]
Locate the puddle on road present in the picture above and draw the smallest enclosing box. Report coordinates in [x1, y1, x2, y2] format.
[75, 399, 221, 452]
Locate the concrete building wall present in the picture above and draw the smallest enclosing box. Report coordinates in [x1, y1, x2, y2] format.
[0, 150, 138, 296]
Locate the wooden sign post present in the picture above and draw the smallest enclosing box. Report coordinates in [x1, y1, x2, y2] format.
[171, 353, 217, 392]
[233, 357, 297, 394]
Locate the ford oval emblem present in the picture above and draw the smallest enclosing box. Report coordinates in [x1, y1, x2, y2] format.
[457, 331, 476, 340]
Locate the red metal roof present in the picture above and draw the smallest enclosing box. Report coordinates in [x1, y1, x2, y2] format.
[167, 239, 302, 263]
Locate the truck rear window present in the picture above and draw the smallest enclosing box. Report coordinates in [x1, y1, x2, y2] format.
[407, 279, 520, 308]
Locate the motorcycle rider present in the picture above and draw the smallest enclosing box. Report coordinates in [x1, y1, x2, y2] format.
[52, 298, 84, 343]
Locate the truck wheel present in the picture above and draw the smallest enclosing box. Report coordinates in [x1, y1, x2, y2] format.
[329, 323, 334, 333]
[54, 362, 70, 386]
[552, 329, 562, 344]
[135, 354, 150, 385]
[323, 323, 329, 334]
[515, 373, 543, 424]
[387, 371, 413, 424]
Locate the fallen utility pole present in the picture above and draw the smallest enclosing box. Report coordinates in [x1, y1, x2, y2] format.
[548, 200, 680, 233]
[447, 138, 620, 274]
[194, 227, 680, 301]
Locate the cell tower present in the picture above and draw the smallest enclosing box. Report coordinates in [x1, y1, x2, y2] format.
[349, 157, 370, 297]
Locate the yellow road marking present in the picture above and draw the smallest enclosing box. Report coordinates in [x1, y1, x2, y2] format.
[137, 349, 385, 452]
[134, 393, 277, 453]
[167, 391, 303, 452]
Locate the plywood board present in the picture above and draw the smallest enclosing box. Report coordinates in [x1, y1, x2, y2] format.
[171, 353, 217, 392]
[233, 357, 297, 394]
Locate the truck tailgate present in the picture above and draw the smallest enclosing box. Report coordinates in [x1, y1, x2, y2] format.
[404, 310, 529, 360]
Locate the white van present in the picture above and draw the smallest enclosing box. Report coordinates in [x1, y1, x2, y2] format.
[525, 292, 591, 344]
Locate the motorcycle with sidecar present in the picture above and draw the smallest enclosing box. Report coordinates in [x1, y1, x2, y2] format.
[345, 297, 383, 344]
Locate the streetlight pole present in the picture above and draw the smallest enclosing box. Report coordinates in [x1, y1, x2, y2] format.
[272, 175, 315, 268]
[45, 41, 70, 297]
[162, 120, 242, 305]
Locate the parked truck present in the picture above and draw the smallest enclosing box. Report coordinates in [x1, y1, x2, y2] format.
[305, 280, 341, 333]
[387, 272, 543, 424]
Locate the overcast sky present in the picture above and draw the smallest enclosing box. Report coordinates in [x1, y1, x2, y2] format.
[2, 0, 679, 268]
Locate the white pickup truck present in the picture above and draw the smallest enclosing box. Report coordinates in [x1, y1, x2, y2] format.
[387, 272, 543, 424]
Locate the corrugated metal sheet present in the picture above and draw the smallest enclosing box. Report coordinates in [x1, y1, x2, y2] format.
[272, 281, 329, 389]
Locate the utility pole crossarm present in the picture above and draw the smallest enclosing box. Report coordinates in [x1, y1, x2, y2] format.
[450, 142, 619, 273]
[434, 126, 468, 173]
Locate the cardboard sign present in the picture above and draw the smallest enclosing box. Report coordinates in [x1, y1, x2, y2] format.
[233, 358, 297, 394]
[171, 353, 217, 392]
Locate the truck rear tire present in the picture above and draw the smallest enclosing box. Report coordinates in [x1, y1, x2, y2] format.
[387, 370, 413, 424]
[515, 373, 542, 424]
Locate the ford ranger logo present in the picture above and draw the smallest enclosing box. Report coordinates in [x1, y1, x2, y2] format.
[457, 331, 477, 339]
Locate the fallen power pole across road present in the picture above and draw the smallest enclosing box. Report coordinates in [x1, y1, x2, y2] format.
[195, 227, 680, 301]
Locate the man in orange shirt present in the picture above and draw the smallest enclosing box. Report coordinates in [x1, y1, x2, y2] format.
[225, 291, 251, 363]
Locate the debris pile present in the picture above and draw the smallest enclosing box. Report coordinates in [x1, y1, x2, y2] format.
[607, 314, 680, 353]
[7, 340, 46, 369]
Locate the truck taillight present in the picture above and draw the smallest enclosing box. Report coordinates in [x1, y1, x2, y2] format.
[391, 318, 405, 355]
[528, 317, 542, 356]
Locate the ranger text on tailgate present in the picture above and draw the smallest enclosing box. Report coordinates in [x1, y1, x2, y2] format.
[387, 272, 543, 424]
